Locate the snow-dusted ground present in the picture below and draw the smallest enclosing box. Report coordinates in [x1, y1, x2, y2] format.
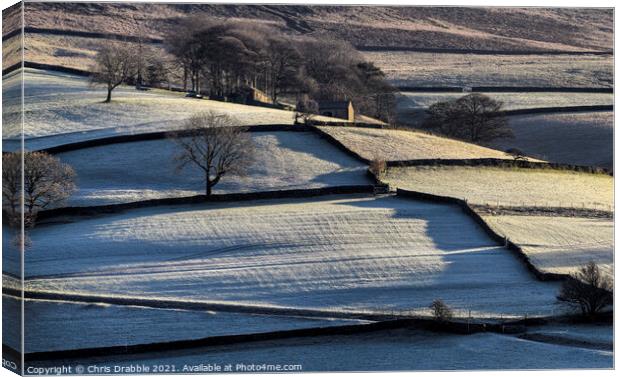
[527, 323, 613, 346]
[483, 215, 613, 278]
[318, 126, 512, 161]
[364, 51, 613, 88]
[2, 227, 22, 277]
[397, 91, 612, 112]
[28, 328, 613, 371]
[386, 166, 613, 211]
[2, 69, 338, 151]
[24, 195, 559, 318]
[57, 132, 370, 206]
[2, 70, 22, 141]
[490, 111, 613, 169]
[2, 296, 366, 353]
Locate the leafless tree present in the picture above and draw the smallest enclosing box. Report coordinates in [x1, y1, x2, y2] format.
[169, 112, 255, 196]
[165, 18, 395, 119]
[2, 151, 76, 228]
[557, 261, 613, 317]
[423, 93, 513, 143]
[430, 299, 453, 321]
[91, 41, 138, 102]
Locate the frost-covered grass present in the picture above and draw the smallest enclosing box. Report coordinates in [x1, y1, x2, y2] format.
[489, 112, 613, 169]
[317, 126, 511, 161]
[1, 70, 22, 140]
[527, 323, 613, 346]
[2, 227, 21, 277]
[2, 296, 365, 353]
[483, 215, 613, 278]
[397, 91, 612, 111]
[363, 51, 613, 88]
[58, 132, 370, 206]
[23, 195, 559, 318]
[35, 328, 612, 370]
[2, 69, 338, 150]
[386, 166, 613, 210]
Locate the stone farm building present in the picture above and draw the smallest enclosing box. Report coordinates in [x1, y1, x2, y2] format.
[317, 100, 355, 122]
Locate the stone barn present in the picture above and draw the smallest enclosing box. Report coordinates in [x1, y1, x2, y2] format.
[317, 100, 355, 122]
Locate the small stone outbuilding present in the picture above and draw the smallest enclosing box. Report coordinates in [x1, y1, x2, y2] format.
[317, 100, 354, 122]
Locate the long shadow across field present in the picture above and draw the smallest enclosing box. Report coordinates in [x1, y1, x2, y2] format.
[21, 194, 559, 317]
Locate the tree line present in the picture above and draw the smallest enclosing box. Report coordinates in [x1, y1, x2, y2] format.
[91, 18, 396, 121]
[163, 17, 396, 121]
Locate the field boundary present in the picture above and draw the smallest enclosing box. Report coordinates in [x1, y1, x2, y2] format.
[398, 87, 613, 93]
[4, 28, 611, 55]
[310, 128, 612, 174]
[502, 105, 613, 116]
[31, 124, 310, 154]
[395, 188, 567, 282]
[310, 127, 371, 164]
[18, 314, 533, 362]
[357, 45, 612, 55]
[398, 105, 613, 117]
[386, 158, 612, 175]
[33, 186, 375, 221]
[4, 287, 410, 322]
[3, 61, 90, 77]
[2, 27, 164, 44]
[10, 124, 377, 156]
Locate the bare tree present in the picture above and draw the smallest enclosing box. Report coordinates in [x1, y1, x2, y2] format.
[429, 299, 453, 321]
[2, 151, 76, 228]
[2, 152, 21, 227]
[423, 93, 513, 143]
[169, 112, 255, 196]
[91, 41, 137, 102]
[557, 261, 613, 317]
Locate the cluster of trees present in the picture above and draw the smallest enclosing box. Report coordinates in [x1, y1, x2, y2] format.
[91, 39, 174, 102]
[422, 93, 513, 143]
[165, 17, 396, 121]
[90, 18, 396, 120]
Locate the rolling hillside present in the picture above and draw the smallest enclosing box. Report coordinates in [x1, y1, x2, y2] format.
[5, 3, 612, 52]
[2, 69, 338, 151]
[489, 112, 613, 169]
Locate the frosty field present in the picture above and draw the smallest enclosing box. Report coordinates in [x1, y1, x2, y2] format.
[57, 132, 370, 206]
[489, 111, 613, 169]
[2, 296, 365, 353]
[483, 215, 613, 278]
[386, 166, 613, 210]
[317, 126, 511, 161]
[363, 51, 613, 88]
[28, 328, 613, 371]
[526, 323, 613, 347]
[2, 69, 336, 150]
[23, 195, 559, 318]
[397, 91, 612, 112]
